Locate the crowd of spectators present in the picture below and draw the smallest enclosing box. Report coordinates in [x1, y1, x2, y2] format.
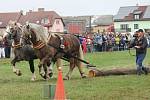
[77, 32, 150, 53]
[0, 31, 150, 58]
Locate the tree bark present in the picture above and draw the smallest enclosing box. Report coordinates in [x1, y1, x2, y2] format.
[88, 67, 150, 77]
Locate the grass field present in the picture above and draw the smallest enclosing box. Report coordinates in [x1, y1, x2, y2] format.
[0, 49, 150, 100]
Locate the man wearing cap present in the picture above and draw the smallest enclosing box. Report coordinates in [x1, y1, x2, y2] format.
[129, 29, 148, 75]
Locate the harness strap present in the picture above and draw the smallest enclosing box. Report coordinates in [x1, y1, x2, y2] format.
[128, 48, 136, 56]
[12, 44, 22, 48]
[12, 42, 22, 49]
[55, 34, 65, 49]
[33, 41, 45, 49]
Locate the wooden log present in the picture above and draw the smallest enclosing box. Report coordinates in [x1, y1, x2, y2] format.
[88, 67, 150, 77]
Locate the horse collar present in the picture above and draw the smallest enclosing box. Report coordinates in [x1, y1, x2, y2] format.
[12, 42, 22, 49]
[33, 41, 45, 49]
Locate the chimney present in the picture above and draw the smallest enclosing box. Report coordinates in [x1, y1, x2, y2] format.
[38, 8, 44, 12]
[29, 10, 32, 13]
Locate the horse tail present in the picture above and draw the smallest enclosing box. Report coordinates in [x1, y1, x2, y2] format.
[77, 44, 84, 71]
[79, 44, 84, 62]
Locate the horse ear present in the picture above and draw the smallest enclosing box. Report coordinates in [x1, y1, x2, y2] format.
[26, 24, 30, 29]
[14, 22, 17, 26]
[26, 21, 30, 29]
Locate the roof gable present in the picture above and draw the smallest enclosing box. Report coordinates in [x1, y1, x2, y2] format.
[114, 5, 150, 21]
[143, 6, 150, 18]
[114, 6, 138, 20]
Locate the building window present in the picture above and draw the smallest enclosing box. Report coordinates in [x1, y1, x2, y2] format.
[134, 24, 139, 29]
[41, 18, 49, 24]
[56, 29, 60, 32]
[120, 24, 129, 30]
[134, 14, 140, 20]
[56, 20, 59, 24]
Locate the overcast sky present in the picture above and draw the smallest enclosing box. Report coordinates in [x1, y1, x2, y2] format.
[0, 0, 150, 16]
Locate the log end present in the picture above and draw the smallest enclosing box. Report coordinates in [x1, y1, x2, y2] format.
[88, 70, 96, 77]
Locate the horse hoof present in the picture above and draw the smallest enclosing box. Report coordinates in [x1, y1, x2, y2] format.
[31, 76, 36, 81]
[42, 75, 47, 79]
[82, 75, 87, 78]
[63, 76, 70, 80]
[40, 75, 46, 79]
[31, 78, 35, 81]
[16, 70, 22, 76]
[39, 73, 45, 79]
[81, 73, 87, 78]
[48, 72, 53, 78]
[18, 72, 22, 76]
[40, 72, 45, 77]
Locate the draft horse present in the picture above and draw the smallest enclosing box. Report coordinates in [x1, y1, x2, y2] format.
[22, 23, 86, 80]
[3, 21, 49, 81]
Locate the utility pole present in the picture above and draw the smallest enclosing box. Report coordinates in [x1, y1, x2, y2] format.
[89, 16, 92, 33]
[16, 10, 23, 22]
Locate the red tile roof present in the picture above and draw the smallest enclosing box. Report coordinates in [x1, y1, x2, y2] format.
[0, 10, 61, 28]
[0, 12, 19, 28]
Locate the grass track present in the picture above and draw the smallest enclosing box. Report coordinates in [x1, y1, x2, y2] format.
[0, 49, 150, 100]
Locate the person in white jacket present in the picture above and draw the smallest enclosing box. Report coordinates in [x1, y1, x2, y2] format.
[0, 36, 5, 58]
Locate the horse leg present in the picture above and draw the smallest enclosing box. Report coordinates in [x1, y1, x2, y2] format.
[47, 61, 54, 78]
[11, 58, 22, 76]
[38, 58, 50, 80]
[38, 62, 45, 79]
[64, 58, 75, 80]
[43, 63, 49, 80]
[76, 59, 87, 78]
[28, 60, 36, 81]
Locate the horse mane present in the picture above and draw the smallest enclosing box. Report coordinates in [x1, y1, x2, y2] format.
[28, 23, 49, 43]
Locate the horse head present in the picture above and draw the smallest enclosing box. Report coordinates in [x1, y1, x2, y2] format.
[5, 20, 22, 39]
[22, 23, 48, 44]
[4, 21, 23, 44]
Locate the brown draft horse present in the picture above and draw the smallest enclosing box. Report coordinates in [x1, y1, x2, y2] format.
[3, 21, 53, 80]
[21, 23, 86, 80]
[3, 21, 38, 81]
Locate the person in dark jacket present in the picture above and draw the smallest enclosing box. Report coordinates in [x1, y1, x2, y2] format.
[3, 33, 12, 58]
[129, 29, 148, 75]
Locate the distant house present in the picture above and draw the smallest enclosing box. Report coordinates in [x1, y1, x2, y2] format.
[67, 20, 85, 34]
[63, 15, 114, 34]
[0, 8, 64, 35]
[91, 15, 114, 33]
[114, 5, 150, 33]
[63, 16, 89, 34]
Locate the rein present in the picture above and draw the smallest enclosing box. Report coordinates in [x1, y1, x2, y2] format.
[127, 41, 136, 56]
[128, 48, 135, 56]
